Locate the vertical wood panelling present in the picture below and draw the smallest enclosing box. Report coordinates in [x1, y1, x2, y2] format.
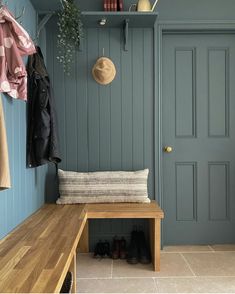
[143, 29, 154, 198]
[110, 29, 122, 170]
[99, 29, 111, 171]
[76, 30, 89, 171]
[133, 29, 144, 170]
[47, 25, 154, 247]
[65, 51, 78, 171]
[121, 30, 133, 171]
[87, 29, 100, 171]
[208, 49, 229, 137]
[0, 0, 48, 240]
[109, 29, 123, 233]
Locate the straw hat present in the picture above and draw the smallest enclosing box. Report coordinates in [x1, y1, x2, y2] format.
[92, 57, 116, 85]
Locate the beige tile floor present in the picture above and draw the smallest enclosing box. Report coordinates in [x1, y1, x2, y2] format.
[76, 245, 235, 293]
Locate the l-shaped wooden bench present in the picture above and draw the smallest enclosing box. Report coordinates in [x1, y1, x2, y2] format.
[0, 201, 164, 293]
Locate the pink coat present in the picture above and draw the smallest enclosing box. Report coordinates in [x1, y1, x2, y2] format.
[0, 6, 36, 100]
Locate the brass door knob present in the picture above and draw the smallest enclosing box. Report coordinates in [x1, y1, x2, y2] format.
[164, 146, 173, 153]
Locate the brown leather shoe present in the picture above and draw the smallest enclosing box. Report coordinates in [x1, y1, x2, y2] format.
[127, 230, 139, 264]
[119, 237, 127, 259]
[111, 236, 120, 259]
[138, 231, 151, 264]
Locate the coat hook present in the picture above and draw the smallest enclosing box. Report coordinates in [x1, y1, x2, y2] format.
[99, 18, 107, 26]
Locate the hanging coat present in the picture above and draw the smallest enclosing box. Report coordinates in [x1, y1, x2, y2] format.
[0, 6, 36, 100]
[27, 47, 61, 168]
[0, 94, 10, 190]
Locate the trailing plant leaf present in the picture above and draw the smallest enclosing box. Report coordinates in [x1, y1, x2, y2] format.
[57, 0, 83, 75]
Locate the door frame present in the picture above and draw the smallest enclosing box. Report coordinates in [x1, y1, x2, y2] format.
[154, 20, 235, 245]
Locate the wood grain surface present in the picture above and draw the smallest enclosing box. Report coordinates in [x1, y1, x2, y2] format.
[0, 201, 164, 293]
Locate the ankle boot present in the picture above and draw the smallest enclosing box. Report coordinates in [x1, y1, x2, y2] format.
[138, 231, 151, 264]
[119, 237, 127, 259]
[94, 240, 103, 258]
[103, 240, 111, 257]
[111, 236, 120, 259]
[127, 230, 139, 264]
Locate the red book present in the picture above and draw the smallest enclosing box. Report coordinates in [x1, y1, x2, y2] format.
[104, 0, 107, 11]
[118, 0, 124, 11]
[107, 0, 111, 11]
[114, 0, 117, 11]
[111, 0, 114, 11]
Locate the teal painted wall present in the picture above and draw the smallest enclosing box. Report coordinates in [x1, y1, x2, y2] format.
[44, 0, 235, 248]
[79, 0, 235, 21]
[0, 0, 48, 240]
[0, 0, 234, 244]
[46, 23, 154, 247]
[31, 0, 235, 22]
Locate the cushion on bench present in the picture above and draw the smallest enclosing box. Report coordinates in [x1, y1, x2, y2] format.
[56, 169, 150, 204]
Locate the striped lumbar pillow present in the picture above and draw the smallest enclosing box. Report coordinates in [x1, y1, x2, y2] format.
[56, 169, 150, 204]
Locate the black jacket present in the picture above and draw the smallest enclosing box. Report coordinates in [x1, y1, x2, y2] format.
[27, 47, 61, 167]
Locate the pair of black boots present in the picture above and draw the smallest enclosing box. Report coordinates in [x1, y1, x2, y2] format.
[94, 240, 110, 258]
[127, 229, 151, 264]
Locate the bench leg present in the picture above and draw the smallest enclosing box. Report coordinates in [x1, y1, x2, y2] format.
[69, 253, 77, 293]
[78, 220, 89, 253]
[149, 218, 161, 272]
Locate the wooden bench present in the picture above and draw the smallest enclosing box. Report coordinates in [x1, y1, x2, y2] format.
[0, 201, 164, 293]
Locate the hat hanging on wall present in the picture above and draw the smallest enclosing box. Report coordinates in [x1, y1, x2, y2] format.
[92, 57, 116, 85]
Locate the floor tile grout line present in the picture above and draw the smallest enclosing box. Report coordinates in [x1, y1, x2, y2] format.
[76, 275, 235, 280]
[111, 259, 113, 278]
[162, 251, 215, 254]
[153, 277, 159, 293]
[180, 253, 196, 277]
[156, 275, 235, 278]
[162, 250, 235, 254]
[77, 277, 157, 280]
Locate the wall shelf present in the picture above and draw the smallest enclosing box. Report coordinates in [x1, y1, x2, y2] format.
[81, 11, 158, 28]
[81, 11, 158, 51]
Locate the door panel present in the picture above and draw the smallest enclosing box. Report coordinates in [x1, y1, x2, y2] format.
[162, 34, 235, 244]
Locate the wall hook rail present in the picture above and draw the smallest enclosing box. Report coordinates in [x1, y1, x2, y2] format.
[34, 12, 55, 43]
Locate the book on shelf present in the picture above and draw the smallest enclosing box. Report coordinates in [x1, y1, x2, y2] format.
[113, 0, 117, 11]
[107, 0, 111, 11]
[104, 0, 123, 12]
[118, 0, 124, 11]
[114, 0, 117, 11]
[104, 0, 107, 11]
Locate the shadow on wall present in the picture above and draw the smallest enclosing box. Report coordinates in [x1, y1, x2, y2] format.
[45, 164, 59, 203]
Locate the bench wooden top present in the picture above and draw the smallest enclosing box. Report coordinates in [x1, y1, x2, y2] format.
[0, 205, 87, 293]
[86, 201, 164, 219]
[0, 201, 163, 293]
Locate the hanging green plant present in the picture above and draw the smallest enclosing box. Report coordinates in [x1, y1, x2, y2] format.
[57, 0, 83, 75]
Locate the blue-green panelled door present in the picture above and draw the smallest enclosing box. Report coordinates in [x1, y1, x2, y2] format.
[162, 34, 235, 244]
